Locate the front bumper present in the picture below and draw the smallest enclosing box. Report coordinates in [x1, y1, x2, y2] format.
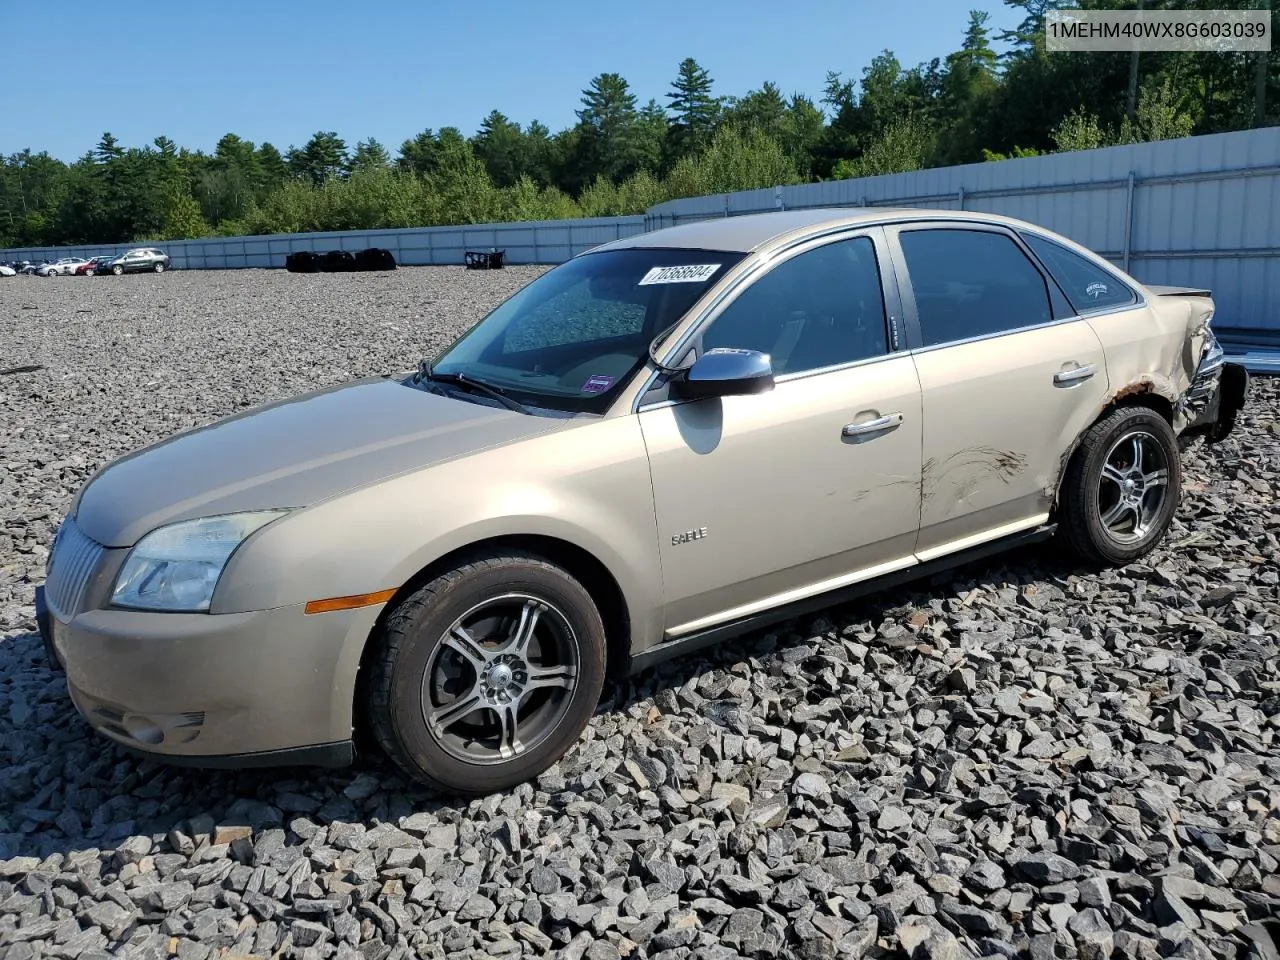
[35, 584, 372, 768]
[1178, 333, 1250, 443]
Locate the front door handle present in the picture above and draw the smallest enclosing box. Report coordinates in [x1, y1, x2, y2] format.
[1054, 364, 1095, 386]
[842, 412, 903, 439]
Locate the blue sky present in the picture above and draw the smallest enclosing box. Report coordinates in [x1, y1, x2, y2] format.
[3, 0, 1023, 162]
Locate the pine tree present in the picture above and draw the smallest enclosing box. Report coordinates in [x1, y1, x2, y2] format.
[665, 58, 720, 161]
[350, 138, 391, 172]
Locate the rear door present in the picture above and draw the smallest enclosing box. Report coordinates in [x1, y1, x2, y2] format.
[886, 222, 1111, 560]
[639, 229, 923, 637]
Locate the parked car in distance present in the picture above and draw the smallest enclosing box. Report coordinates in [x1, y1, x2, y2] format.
[0, 264, 15, 277]
[36, 257, 89, 277]
[99, 248, 171, 275]
[76, 255, 117, 276]
[36, 208, 1249, 795]
[19, 260, 50, 275]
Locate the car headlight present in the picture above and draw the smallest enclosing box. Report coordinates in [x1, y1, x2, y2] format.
[111, 511, 288, 612]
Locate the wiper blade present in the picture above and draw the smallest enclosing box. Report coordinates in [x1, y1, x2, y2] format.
[416, 363, 530, 414]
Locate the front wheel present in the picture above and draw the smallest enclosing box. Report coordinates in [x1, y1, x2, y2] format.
[1058, 406, 1181, 566]
[367, 551, 606, 795]
[112, 264, 123, 275]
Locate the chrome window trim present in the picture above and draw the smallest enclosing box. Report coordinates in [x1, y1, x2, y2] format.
[1071, 299, 1150, 321]
[629, 226, 895, 413]
[901, 313, 1091, 358]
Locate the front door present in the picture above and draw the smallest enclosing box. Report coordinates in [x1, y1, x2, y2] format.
[639, 231, 923, 638]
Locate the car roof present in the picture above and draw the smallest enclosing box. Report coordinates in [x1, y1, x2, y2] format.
[589, 207, 1045, 256]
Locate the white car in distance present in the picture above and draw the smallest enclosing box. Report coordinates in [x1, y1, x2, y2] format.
[36, 257, 89, 277]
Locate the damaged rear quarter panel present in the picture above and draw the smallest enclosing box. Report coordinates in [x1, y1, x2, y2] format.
[1083, 293, 1209, 432]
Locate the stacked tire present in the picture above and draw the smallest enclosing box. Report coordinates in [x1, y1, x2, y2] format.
[286, 248, 396, 273]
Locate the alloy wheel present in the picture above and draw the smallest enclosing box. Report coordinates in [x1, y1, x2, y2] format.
[421, 593, 579, 765]
[1097, 430, 1170, 544]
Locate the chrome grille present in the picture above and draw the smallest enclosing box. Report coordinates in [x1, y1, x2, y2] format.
[44, 518, 106, 618]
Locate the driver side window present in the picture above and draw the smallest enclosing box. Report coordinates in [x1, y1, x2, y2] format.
[698, 236, 889, 376]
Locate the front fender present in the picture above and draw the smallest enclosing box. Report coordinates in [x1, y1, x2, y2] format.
[212, 415, 662, 643]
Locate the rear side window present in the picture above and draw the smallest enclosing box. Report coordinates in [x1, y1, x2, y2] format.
[1021, 233, 1138, 313]
[899, 229, 1052, 347]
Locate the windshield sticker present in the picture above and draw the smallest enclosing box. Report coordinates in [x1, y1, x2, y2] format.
[581, 374, 616, 394]
[638, 264, 720, 285]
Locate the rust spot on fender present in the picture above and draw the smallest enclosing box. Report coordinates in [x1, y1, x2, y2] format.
[1112, 379, 1157, 402]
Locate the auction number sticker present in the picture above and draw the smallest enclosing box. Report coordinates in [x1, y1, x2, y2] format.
[638, 264, 720, 285]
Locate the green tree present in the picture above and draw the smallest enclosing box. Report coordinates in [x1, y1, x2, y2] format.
[397, 129, 440, 176]
[350, 138, 391, 172]
[1050, 109, 1107, 152]
[724, 82, 788, 139]
[473, 112, 527, 187]
[1117, 77, 1196, 144]
[257, 143, 289, 186]
[95, 133, 124, 163]
[664, 125, 799, 200]
[521, 120, 558, 187]
[936, 11, 1000, 163]
[286, 131, 348, 184]
[633, 99, 669, 175]
[161, 184, 211, 239]
[665, 58, 719, 162]
[567, 72, 642, 191]
[833, 115, 934, 178]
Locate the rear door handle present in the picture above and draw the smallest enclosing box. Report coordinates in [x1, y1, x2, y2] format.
[842, 412, 903, 438]
[1054, 364, 1095, 386]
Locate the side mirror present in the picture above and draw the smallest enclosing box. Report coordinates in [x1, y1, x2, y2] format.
[672, 348, 775, 400]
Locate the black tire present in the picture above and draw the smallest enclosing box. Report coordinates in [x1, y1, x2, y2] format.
[1059, 406, 1181, 566]
[367, 551, 606, 795]
[154, 262, 165, 273]
[111, 264, 123, 276]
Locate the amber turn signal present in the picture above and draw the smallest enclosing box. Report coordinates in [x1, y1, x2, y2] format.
[304, 588, 397, 615]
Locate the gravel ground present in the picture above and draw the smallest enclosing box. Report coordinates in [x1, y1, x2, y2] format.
[1, 268, 1278, 960]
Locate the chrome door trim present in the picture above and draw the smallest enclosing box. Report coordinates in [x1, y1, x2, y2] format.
[665, 554, 918, 638]
[913, 513, 1050, 563]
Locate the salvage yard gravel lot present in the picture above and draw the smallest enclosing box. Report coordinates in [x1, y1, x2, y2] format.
[1, 267, 1278, 960]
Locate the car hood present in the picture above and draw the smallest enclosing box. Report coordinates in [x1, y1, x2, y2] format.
[75, 377, 572, 547]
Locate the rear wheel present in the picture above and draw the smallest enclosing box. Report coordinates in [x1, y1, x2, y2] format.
[367, 551, 606, 795]
[1059, 406, 1181, 565]
[154, 262, 165, 273]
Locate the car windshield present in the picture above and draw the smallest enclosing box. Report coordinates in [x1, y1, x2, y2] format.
[425, 248, 744, 414]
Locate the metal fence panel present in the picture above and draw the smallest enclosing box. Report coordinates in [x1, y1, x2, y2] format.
[0, 216, 648, 272]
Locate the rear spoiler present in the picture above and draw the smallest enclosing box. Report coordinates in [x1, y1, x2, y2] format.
[1146, 284, 1212, 298]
